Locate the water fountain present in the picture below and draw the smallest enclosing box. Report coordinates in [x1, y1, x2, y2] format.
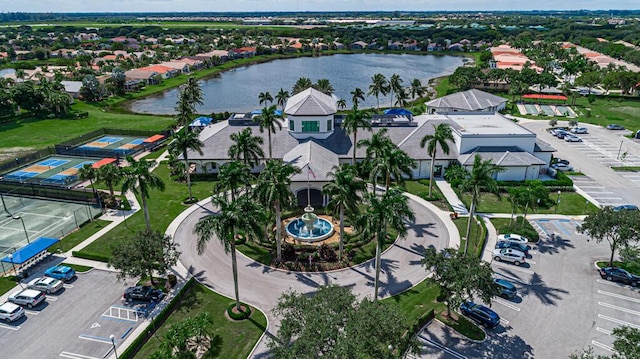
[286, 205, 335, 243]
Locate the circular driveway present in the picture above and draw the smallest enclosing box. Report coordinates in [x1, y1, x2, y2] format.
[169, 195, 452, 358]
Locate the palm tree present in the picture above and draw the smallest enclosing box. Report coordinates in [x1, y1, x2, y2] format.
[323, 164, 366, 261]
[357, 128, 394, 191]
[216, 161, 251, 202]
[228, 128, 265, 169]
[336, 98, 347, 110]
[259, 91, 273, 106]
[255, 160, 300, 262]
[410, 78, 426, 100]
[97, 163, 122, 197]
[313, 78, 334, 95]
[357, 188, 414, 300]
[459, 155, 504, 254]
[342, 106, 372, 164]
[79, 164, 99, 204]
[394, 87, 409, 107]
[292, 77, 313, 94]
[174, 91, 194, 129]
[183, 76, 204, 108]
[195, 194, 265, 312]
[275, 88, 289, 112]
[389, 74, 403, 108]
[370, 146, 416, 191]
[168, 129, 204, 201]
[368, 73, 389, 110]
[259, 105, 282, 159]
[121, 156, 165, 231]
[351, 87, 365, 108]
[419, 123, 455, 197]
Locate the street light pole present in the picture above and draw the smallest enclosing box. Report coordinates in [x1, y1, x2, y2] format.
[110, 334, 119, 359]
[555, 190, 561, 213]
[121, 203, 128, 229]
[617, 140, 623, 159]
[13, 216, 29, 244]
[8, 254, 16, 276]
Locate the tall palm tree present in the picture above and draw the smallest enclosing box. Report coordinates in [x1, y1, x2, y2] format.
[369, 146, 416, 192]
[259, 104, 282, 159]
[410, 78, 426, 100]
[255, 160, 300, 262]
[121, 156, 165, 231]
[259, 91, 273, 106]
[168, 129, 204, 201]
[394, 87, 409, 107]
[78, 163, 98, 197]
[292, 77, 313, 94]
[183, 76, 204, 108]
[174, 91, 194, 129]
[276, 88, 289, 112]
[368, 73, 389, 110]
[420, 123, 455, 197]
[389, 74, 403, 108]
[357, 188, 414, 300]
[342, 106, 372, 164]
[351, 87, 365, 108]
[216, 161, 251, 202]
[228, 128, 265, 169]
[357, 128, 394, 192]
[336, 98, 347, 110]
[195, 194, 265, 312]
[459, 155, 504, 254]
[313, 78, 334, 95]
[323, 164, 366, 261]
[97, 163, 123, 197]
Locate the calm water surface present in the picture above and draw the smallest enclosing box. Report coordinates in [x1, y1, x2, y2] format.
[128, 53, 465, 114]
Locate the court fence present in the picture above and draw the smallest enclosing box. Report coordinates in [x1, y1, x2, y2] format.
[0, 181, 97, 204]
[55, 127, 171, 159]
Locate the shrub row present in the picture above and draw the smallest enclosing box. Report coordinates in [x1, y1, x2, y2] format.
[72, 251, 109, 263]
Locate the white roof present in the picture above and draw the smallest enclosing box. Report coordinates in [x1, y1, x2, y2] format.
[284, 88, 336, 116]
[426, 89, 506, 112]
[283, 141, 339, 182]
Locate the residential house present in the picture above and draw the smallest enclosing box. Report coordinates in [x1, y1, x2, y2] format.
[350, 41, 368, 50]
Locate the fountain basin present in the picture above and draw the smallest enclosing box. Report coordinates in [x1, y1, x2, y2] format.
[286, 217, 335, 243]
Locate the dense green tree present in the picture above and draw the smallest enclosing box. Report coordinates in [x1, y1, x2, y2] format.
[422, 247, 496, 317]
[109, 229, 180, 285]
[342, 106, 372, 164]
[420, 123, 455, 198]
[255, 160, 299, 262]
[11, 81, 43, 114]
[512, 181, 549, 225]
[577, 207, 640, 267]
[79, 74, 103, 102]
[121, 156, 165, 231]
[269, 285, 418, 359]
[323, 164, 366, 261]
[109, 66, 126, 95]
[292, 77, 313, 94]
[168, 129, 204, 201]
[153, 313, 214, 359]
[570, 326, 640, 359]
[313, 78, 334, 95]
[96, 163, 122, 197]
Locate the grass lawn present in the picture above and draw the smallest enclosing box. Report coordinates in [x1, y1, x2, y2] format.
[57, 220, 111, 252]
[453, 216, 486, 257]
[458, 191, 598, 215]
[133, 282, 267, 359]
[0, 276, 19, 296]
[611, 166, 640, 172]
[76, 164, 217, 261]
[400, 180, 452, 212]
[65, 263, 93, 273]
[490, 217, 540, 243]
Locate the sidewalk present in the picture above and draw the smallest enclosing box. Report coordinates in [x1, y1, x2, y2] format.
[434, 178, 468, 215]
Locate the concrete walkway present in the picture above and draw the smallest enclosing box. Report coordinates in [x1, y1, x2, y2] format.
[435, 178, 468, 215]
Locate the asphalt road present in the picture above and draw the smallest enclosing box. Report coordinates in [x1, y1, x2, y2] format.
[0, 268, 149, 359]
[172, 196, 451, 358]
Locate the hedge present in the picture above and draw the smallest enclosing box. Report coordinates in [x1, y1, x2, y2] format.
[119, 277, 196, 359]
[72, 251, 109, 263]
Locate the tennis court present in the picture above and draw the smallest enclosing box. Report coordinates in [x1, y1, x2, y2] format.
[2, 156, 98, 186]
[0, 194, 101, 262]
[77, 135, 146, 156]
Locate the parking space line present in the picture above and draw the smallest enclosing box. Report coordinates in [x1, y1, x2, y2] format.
[596, 327, 612, 335]
[47, 296, 58, 301]
[591, 341, 613, 352]
[102, 305, 139, 323]
[63, 284, 73, 289]
[500, 318, 510, 325]
[25, 310, 39, 315]
[598, 290, 640, 304]
[0, 323, 20, 331]
[492, 262, 534, 274]
[78, 334, 113, 344]
[597, 280, 626, 288]
[59, 352, 100, 359]
[418, 334, 468, 359]
[598, 302, 640, 316]
[493, 298, 521, 312]
[598, 314, 640, 329]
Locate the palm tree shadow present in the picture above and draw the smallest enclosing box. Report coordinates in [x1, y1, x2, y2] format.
[407, 220, 439, 239]
[536, 235, 574, 255]
[378, 257, 413, 297]
[203, 334, 223, 357]
[522, 273, 568, 306]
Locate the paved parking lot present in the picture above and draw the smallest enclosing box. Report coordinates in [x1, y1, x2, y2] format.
[415, 217, 621, 358]
[0, 268, 156, 359]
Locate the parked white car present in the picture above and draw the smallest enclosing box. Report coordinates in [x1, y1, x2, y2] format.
[0, 302, 25, 323]
[551, 163, 574, 172]
[8, 289, 46, 308]
[492, 248, 526, 266]
[27, 277, 63, 294]
[564, 134, 582, 142]
[497, 233, 529, 244]
[571, 127, 588, 134]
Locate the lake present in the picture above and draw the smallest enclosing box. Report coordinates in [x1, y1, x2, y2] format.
[127, 53, 466, 115]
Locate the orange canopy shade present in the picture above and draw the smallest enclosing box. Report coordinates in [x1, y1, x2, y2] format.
[144, 134, 165, 143]
[92, 158, 117, 169]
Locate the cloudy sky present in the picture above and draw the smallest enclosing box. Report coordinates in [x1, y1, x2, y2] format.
[0, 0, 637, 13]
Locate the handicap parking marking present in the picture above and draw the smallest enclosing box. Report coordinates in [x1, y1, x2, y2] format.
[59, 352, 100, 359]
[102, 305, 139, 322]
[0, 323, 20, 331]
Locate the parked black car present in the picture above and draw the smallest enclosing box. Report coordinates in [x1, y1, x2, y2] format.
[494, 278, 517, 299]
[599, 267, 640, 287]
[460, 301, 500, 328]
[123, 286, 165, 302]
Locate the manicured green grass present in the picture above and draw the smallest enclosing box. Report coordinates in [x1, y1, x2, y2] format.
[434, 77, 456, 97]
[400, 180, 452, 212]
[490, 217, 540, 243]
[57, 220, 110, 252]
[0, 276, 19, 296]
[143, 147, 168, 160]
[611, 166, 640, 172]
[236, 241, 272, 265]
[454, 216, 486, 256]
[133, 283, 267, 359]
[596, 261, 640, 275]
[65, 263, 93, 273]
[76, 164, 216, 261]
[458, 191, 598, 215]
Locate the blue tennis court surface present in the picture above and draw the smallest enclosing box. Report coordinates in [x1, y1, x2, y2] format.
[46, 174, 69, 181]
[39, 159, 70, 167]
[5, 171, 39, 179]
[129, 139, 144, 145]
[97, 136, 123, 143]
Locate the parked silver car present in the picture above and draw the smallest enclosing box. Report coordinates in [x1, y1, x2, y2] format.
[8, 289, 46, 308]
[493, 248, 526, 266]
[28, 277, 64, 294]
[564, 134, 582, 142]
[571, 127, 588, 134]
[0, 302, 25, 323]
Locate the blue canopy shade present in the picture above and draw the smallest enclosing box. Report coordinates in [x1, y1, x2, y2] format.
[383, 108, 413, 116]
[250, 109, 283, 116]
[189, 116, 213, 127]
[1, 237, 59, 265]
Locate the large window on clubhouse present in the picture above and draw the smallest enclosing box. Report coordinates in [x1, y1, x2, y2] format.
[302, 121, 320, 132]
